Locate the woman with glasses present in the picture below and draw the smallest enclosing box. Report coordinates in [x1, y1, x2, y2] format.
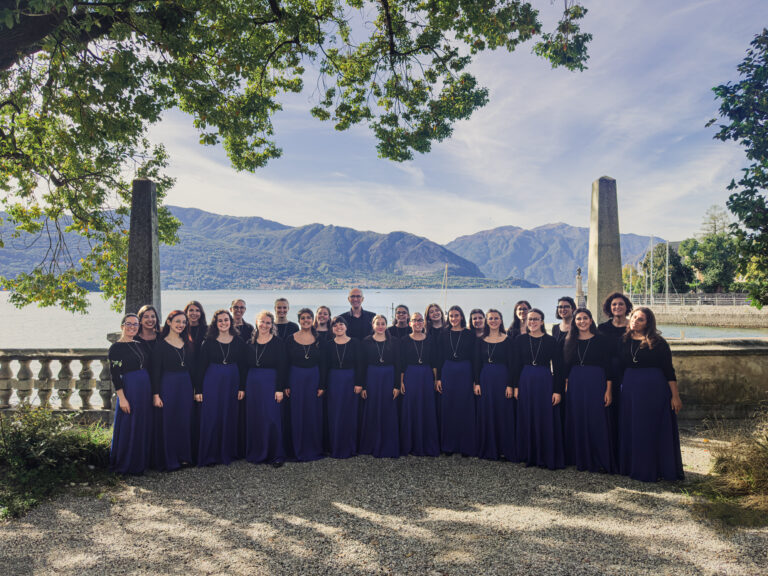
[617, 307, 684, 482]
[435, 305, 477, 457]
[387, 304, 412, 339]
[513, 308, 565, 469]
[109, 314, 153, 474]
[399, 312, 440, 457]
[507, 301, 531, 339]
[552, 297, 576, 346]
[230, 299, 254, 342]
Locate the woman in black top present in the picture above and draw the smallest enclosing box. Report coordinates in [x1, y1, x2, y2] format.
[313, 305, 334, 341]
[617, 307, 684, 482]
[513, 308, 565, 469]
[552, 296, 576, 345]
[360, 315, 401, 458]
[435, 305, 477, 457]
[108, 314, 152, 475]
[475, 309, 516, 461]
[151, 310, 195, 471]
[507, 300, 531, 339]
[285, 308, 326, 461]
[387, 304, 412, 339]
[469, 308, 486, 339]
[425, 303, 446, 339]
[196, 309, 246, 466]
[399, 312, 439, 457]
[244, 310, 287, 466]
[325, 316, 364, 458]
[563, 308, 615, 473]
[135, 304, 160, 351]
[184, 300, 208, 353]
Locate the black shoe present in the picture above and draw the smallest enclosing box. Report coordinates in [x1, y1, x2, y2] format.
[271, 461, 284, 468]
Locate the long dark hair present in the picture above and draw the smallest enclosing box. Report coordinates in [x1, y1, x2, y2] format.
[137, 304, 161, 335]
[623, 307, 661, 349]
[446, 305, 467, 329]
[509, 300, 531, 337]
[526, 308, 547, 335]
[425, 303, 444, 330]
[206, 309, 238, 339]
[469, 308, 486, 336]
[161, 310, 193, 344]
[564, 308, 596, 364]
[392, 304, 410, 326]
[485, 308, 506, 335]
[184, 300, 208, 331]
[555, 296, 576, 320]
[250, 310, 277, 343]
[297, 307, 319, 341]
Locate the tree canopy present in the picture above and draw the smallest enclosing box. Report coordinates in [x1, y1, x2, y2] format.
[0, 0, 590, 312]
[678, 205, 739, 293]
[708, 29, 768, 308]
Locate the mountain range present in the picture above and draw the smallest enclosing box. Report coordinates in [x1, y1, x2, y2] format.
[0, 207, 661, 289]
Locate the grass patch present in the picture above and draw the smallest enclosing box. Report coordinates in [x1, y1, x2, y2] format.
[690, 409, 768, 527]
[0, 404, 116, 519]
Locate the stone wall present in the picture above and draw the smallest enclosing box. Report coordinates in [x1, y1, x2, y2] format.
[650, 305, 768, 328]
[671, 338, 768, 420]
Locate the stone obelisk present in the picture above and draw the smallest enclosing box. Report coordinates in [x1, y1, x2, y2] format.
[125, 179, 161, 317]
[587, 177, 622, 324]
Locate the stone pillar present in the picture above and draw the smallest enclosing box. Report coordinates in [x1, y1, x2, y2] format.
[575, 267, 586, 308]
[125, 179, 161, 317]
[587, 177, 622, 323]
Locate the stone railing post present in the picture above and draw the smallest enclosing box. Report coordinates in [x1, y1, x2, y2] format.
[14, 357, 34, 404]
[77, 358, 96, 410]
[56, 358, 75, 410]
[0, 357, 12, 408]
[37, 358, 54, 406]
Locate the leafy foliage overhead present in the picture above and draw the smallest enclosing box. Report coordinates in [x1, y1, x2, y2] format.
[0, 0, 590, 311]
[708, 29, 768, 308]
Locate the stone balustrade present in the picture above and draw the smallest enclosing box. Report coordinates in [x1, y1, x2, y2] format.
[0, 349, 113, 413]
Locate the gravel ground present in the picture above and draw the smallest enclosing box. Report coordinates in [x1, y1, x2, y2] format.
[1, 428, 766, 576]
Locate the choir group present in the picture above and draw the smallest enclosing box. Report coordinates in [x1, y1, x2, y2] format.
[108, 289, 685, 483]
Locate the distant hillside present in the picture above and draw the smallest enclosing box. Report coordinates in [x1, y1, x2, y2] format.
[446, 223, 658, 286]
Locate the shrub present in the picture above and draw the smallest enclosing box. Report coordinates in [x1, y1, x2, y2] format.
[0, 404, 113, 518]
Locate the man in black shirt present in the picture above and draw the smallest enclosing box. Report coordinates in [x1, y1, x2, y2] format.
[231, 298, 254, 341]
[340, 288, 375, 340]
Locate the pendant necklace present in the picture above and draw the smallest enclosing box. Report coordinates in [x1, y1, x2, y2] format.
[529, 336, 543, 366]
[218, 341, 231, 365]
[302, 343, 311, 360]
[254, 340, 268, 367]
[173, 343, 186, 367]
[127, 341, 145, 369]
[449, 330, 462, 359]
[335, 342, 347, 367]
[413, 339, 424, 364]
[487, 341, 498, 364]
[577, 339, 591, 366]
[631, 340, 641, 364]
[375, 340, 386, 363]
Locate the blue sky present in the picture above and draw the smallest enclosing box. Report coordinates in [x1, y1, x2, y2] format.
[149, 0, 767, 245]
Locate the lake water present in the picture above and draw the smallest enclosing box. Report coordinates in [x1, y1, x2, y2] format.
[1, 288, 766, 348]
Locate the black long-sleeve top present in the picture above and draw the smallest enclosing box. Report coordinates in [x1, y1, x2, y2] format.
[387, 325, 412, 340]
[150, 339, 195, 395]
[427, 325, 444, 341]
[563, 334, 613, 380]
[315, 328, 335, 342]
[285, 334, 327, 390]
[196, 337, 248, 394]
[473, 337, 515, 387]
[617, 337, 677, 381]
[234, 322, 254, 343]
[134, 333, 159, 353]
[340, 309, 375, 340]
[188, 324, 207, 353]
[325, 338, 365, 387]
[399, 335, 438, 373]
[276, 321, 299, 340]
[108, 341, 150, 391]
[361, 336, 401, 390]
[598, 320, 627, 345]
[512, 333, 565, 395]
[435, 328, 476, 379]
[244, 336, 288, 392]
[551, 324, 571, 347]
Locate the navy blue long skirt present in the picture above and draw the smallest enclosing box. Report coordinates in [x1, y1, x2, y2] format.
[288, 366, 324, 462]
[477, 363, 516, 461]
[327, 368, 359, 459]
[155, 371, 194, 471]
[111, 369, 152, 475]
[245, 367, 285, 464]
[565, 365, 615, 473]
[619, 367, 684, 482]
[516, 365, 565, 469]
[197, 363, 240, 466]
[439, 360, 477, 456]
[400, 364, 439, 457]
[359, 365, 400, 458]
